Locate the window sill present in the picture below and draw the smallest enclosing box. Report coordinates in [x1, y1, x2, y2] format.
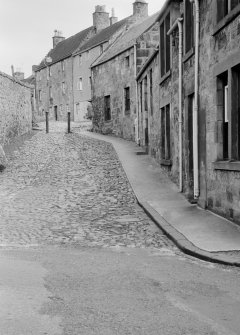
[125, 111, 131, 117]
[213, 160, 240, 171]
[183, 48, 195, 63]
[212, 5, 240, 36]
[160, 159, 172, 166]
[159, 70, 171, 85]
[104, 120, 112, 123]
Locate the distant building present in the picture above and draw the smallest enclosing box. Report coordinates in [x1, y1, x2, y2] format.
[34, 2, 149, 122]
[91, 7, 159, 140]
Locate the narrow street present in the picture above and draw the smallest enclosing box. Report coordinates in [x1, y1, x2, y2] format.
[1, 122, 240, 335]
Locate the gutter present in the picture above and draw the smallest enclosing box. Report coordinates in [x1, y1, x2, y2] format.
[167, 18, 183, 193]
[190, 0, 200, 199]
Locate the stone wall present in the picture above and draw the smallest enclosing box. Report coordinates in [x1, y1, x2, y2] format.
[0, 71, 32, 145]
[92, 47, 136, 140]
[35, 57, 73, 122]
[198, 1, 240, 223]
[92, 21, 160, 141]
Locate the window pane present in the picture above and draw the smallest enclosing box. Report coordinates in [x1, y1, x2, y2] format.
[165, 104, 171, 160]
[217, 0, 228, 22]
[231, 0, 240, 10]
[185, 0, 194, 53]
[160, 22, 165, 77]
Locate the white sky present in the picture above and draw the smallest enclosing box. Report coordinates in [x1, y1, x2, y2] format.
[0, 0, 165, 78]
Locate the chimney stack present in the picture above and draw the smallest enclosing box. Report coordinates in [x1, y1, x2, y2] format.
[52, 30, 65, 48]
[133, 0, 148, 18]
[110, 8, 118, 25]
[93, 5, 110, 32]
[14, 69, 24, 81]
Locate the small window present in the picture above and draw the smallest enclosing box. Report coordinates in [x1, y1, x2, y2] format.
[62, 82, 65, 94]
[39, 90, 42, 102]
[217, 0, 240, 22]
[161, 104, 171, 160]
[185, 0, 195, 54]
[125, 56, 130, 67]
[77, 78, 83, 91]
[79, 55, 82, 66]
[61, 61, 65, 72]
[49, 66, 52, 77]
[160, 13, 171, 77]
[104, 95, 111, 121]
[89, 76, 92, 87]
[100, 45, 104, 54]
[124, 87, 131, 115]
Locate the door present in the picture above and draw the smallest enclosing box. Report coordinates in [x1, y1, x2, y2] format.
[54, 106, 58, 121]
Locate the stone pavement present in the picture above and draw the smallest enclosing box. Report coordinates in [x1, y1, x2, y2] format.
[0, 121, 177, 252]
[84, 130, 240, 266]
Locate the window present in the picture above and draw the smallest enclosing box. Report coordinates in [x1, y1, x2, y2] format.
[217, 0, 240, 22]
[77, 78, 83, 91]
[62, 82, 65, 94]
[79, 55, 82, 66]
[89, 76, 92, 87]
[144, 76, 148, 111]
[125, 56, 130, 67]
[185, 0, 195, 54]
[39, 90, 42, 102]
[100, 44, 104, 54]
[150, 69, 153, 115]
[60, 104, 63, 116]
[61, 61, 65, 72]
[217, 66, 240, 161]
[124, 87, 130, 115]
[49, 86, 52, 98]
[161, 104, 171, 160]
[160, 12, 170, 77]
[104, 95, 111, 121]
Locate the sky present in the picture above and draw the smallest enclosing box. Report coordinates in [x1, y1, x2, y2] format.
[0, 0, 165, 78]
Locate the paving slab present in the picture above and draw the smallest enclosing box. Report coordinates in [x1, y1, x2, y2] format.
[84, 131, 240, 265]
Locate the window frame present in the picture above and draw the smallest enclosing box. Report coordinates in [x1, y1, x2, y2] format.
[159, 11, 171, 79]
[184, 0, 195, 55]
[62, 82, 65, 94]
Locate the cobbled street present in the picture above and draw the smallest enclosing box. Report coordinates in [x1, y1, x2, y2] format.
[2, 123, 240, 335]
[0, 122, 175, 251]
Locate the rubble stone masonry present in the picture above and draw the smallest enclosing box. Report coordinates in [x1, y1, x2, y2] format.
[0, 71, 32, 145]
[199, 1, 240, 224]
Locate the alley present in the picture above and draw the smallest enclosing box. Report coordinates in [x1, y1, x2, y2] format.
[1, 122, 240, 335]
[0, 122, 174, 249]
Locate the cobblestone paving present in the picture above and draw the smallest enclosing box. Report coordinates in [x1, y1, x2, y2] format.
[0, 122, 177, 250]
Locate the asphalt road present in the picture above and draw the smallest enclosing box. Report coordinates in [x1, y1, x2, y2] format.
[1, 122, 240, 335]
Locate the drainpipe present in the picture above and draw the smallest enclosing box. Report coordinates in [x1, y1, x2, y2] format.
[190, 0, 200, 199]
[134, 43, 139, 145]
[167, 18, 183, 192]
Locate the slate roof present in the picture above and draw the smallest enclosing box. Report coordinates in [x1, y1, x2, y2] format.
[74, 17, 130, 55]
[91, 11, 160, 68]
[22, 75, 36, 86]
[37, 26, 94, 71]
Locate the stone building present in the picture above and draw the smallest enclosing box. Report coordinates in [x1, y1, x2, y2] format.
[91, 7, 159, 140]
[0, 71, 33, 144]
[34, 2, 150, 122]
[134, 0, 240, 225]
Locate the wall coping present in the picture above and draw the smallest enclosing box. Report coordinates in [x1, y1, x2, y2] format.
[0, 70, 34, 89]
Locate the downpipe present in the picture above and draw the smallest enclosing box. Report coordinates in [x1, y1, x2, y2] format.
[134, 43, 140, 145]
[190, 0, 200, 199]
[167, 18, 183, 192]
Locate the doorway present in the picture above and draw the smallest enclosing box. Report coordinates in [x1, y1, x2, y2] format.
[54, 106, 58, 121]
